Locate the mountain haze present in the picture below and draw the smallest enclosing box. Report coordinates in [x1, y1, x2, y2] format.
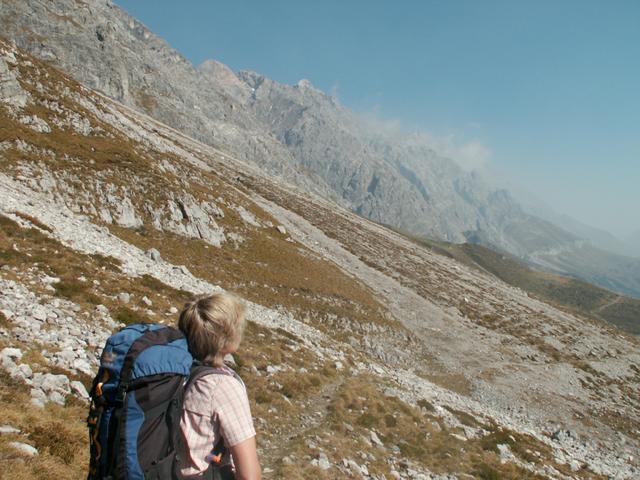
[625, 229, 640, 258]
[519, 193, 638, 259]
[233, 70, 640, 298]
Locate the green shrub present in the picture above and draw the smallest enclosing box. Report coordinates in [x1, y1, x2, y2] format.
[475, 463, 501, 480]
[384, 414, 397, 427]
[114, 307, 148, 325]
[356, 412, 377, 428]
[54, 280, 88, 299]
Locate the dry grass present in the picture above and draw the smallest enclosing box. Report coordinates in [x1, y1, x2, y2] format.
[233, 322, 335, 408]
[53, 279, 101, 305]
[11, 211, 53, 233]
[420, 371, 475, 397]
[108, 223, 392, 336]
[0, 214, 192, 318]
[112, 306, 151, 325]
[588, 406, 640, 442]
[0, 370, 87, 480]
[324, 375, 604, 479]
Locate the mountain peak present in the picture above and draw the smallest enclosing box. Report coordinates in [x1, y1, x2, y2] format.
[199, 58, 235, 76]
[237, 70, 267, 90]
[296, 78, 313, 89]
[198, 59, 249, 103]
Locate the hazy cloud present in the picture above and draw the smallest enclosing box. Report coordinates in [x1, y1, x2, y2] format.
[357, 110, 492, 172]
[429, 135, 492, 172]
[329, 82, 340, 99]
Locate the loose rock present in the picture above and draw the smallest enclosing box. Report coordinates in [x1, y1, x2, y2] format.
[117, 292, 131, 303]
[9, 441, 38, 456]
[146, 248, 162, 262]
[71, 380, 90, 399]
[0, 425, 21, 434]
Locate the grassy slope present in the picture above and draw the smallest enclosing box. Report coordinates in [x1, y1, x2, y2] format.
[0, 209, 585, 479]
[413, 235, 640, 336]
[0, 42, 612, 479]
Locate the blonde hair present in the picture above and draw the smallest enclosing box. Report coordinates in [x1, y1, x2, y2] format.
[178, 292, 246, 367]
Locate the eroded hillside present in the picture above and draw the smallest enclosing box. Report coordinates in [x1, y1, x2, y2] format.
[0, 40, 638, 480]
[3, 0, 640, 301]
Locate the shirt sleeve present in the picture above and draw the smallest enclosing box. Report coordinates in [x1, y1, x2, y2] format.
[212, 375, 256, 447]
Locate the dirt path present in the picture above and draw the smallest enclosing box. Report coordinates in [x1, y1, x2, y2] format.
[594, 295, 623, 315]
[259, 378, 344, 477]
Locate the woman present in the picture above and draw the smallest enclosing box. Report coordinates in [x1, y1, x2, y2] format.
[177, 292, 262, 480]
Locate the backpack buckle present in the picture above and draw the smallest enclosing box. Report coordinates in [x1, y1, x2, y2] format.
[115, 385, 128, 405]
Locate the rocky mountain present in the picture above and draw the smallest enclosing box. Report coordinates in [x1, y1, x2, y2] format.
[233, 70, 640, 298]
[236, 71, 565, 250]
[3, 0, 640, 300]
[0, 0, 336, 199]
[0, 36, 639, 479]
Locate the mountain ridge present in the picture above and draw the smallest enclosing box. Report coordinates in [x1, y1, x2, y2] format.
[2, 0, 640, 299]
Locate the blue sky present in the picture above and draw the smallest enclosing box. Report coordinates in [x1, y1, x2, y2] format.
[115, 0, 639, 238]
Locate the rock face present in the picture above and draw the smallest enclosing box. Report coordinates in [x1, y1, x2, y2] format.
[0, 0, 327, 198]
[2, 0, 640, 297]
[0, 54, 29, 110]
[198, 59, 252, 104]
[160, 194, 226, 247]
[238, 70, 573, 250]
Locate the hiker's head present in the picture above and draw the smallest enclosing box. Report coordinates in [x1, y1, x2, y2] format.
[178, 292, 247, 367]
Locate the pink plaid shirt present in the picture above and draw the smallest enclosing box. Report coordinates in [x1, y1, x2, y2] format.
[179, 366, 256, 477]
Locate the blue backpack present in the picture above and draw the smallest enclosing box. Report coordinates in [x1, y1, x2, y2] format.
[87, 323, 193, 480]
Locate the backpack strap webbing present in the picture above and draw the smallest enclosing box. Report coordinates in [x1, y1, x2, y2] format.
[187, 364, 234, 386]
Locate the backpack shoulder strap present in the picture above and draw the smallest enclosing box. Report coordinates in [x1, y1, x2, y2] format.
[186, 363, 243, 390]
